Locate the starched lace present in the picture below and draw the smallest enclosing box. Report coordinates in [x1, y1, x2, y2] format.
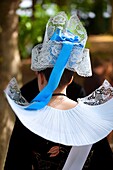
[31, 12, 92, 77]
[78, 80, 113, 105]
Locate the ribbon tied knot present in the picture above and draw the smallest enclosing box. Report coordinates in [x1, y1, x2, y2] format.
[51, 28, 79, 43]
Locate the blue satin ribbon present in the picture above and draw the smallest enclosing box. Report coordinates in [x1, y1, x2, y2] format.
[25, 29, 80, 110]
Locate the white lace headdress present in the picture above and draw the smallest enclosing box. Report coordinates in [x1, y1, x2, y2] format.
[31, 12, 92, 77]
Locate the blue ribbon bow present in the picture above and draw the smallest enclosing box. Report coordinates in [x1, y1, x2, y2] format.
[51, 28, 79, 43]
[25, 29, 80, 110]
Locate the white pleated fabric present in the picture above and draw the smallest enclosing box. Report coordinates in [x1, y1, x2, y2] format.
[63, 145, 92, 170]
[5, 93, 113, 146]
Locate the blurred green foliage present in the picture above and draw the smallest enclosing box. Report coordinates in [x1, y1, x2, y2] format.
[18, 0, 112, 59]
[19, 3, 62, 58]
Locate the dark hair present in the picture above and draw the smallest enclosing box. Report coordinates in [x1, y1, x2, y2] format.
[39, 68, 74, 88]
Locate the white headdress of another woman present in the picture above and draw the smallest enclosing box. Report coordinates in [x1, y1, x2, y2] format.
[31, 11, 92, 77]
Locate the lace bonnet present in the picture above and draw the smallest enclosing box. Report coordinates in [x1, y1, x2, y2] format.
[31, 12, 92, 77]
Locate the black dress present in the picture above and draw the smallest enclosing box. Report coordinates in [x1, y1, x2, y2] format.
[4, 78, 113, 170]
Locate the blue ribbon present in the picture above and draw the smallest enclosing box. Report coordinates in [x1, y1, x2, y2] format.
[51, 29, 79, 42]
[25, 29, 80, 110]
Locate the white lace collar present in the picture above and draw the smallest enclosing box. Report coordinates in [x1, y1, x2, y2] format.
[4, 78, 113, 146]
[5, 92, 113, 146]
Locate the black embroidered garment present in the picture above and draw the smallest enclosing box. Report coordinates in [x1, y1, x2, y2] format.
[31, 133, 71, 169]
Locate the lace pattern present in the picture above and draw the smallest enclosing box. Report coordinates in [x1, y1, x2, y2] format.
[31, 41, 91, 77]
[4, 78, 28, 106]
[78, 80, 113, 105]
[31, 12, 92, 77]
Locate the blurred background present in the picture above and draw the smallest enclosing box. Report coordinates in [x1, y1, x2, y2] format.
[0, 0, 113, 169]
